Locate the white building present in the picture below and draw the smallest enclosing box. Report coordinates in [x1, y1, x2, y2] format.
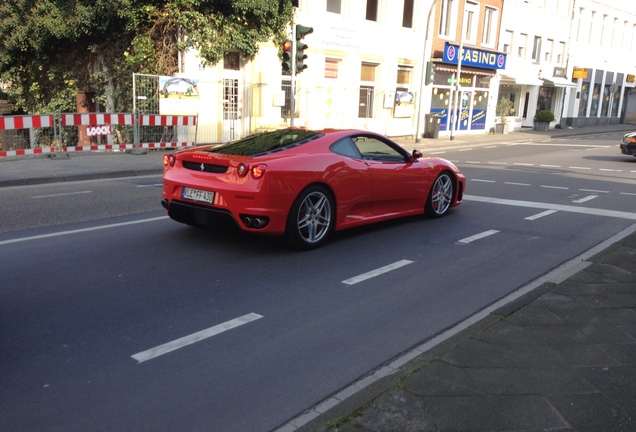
[177, 0, 636, 143]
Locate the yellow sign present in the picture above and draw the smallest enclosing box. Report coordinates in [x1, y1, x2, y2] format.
[627, 74, 635, 83]
[573, 67, 588, 79]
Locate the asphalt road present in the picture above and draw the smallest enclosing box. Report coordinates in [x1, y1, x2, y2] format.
[1, 132, 635, 432]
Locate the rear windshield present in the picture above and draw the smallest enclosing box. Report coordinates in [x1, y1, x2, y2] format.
[208, 129, 322, 156]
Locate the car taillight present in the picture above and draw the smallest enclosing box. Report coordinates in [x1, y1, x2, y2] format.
[237, 163, 266, 179]
[163, 154, 176, 168]
[237, 163, 249, 177]
[251, 164, 266, 179]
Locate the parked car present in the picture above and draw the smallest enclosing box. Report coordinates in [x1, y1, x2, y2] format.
[620, 132, 636, 156]
[162, 128, 466, 249]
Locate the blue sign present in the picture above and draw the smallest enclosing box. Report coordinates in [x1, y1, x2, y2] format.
[443, 42, 506, 70]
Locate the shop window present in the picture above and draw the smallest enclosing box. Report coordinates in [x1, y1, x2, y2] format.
[402, 0, 414, 28]
[366, 0, 378, 21]
[537, 86, 556, 112]
[498, 85, 521, 118]
[591, 83, 601, 116]
[327, 0, 341, 14]
[579, 82, 590, 117]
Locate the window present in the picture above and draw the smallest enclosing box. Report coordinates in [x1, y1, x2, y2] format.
[481, 7, 497, 47]
[501, 30, 513, 53]
[532, 36, 542, 62]
[537, 86, 556, 112]
[327, 0, 341, 14]
[325, 59, 339, 79]
[611, 18, 618, 48]
[402, 0, 414, 28]
[439, 0, 456, 38]
[557, 42, 566, 64]
[518, 33, 528, 58]
[600, 15, 607, 46]
[396, 67, 412, 92]
[545, 39, 553, 62]
[359, 63, 377, 118]
[589, 12, 595, 44]
[463, 1, 479, 44]
[366, 0, 378, 21]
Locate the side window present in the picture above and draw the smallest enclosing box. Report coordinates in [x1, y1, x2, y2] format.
[330, 138, 362, 159]
[352, 137, 407, 162]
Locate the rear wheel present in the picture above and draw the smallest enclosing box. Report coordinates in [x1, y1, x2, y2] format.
[285, 185, 334, 249]
[425, 172, 454, 218]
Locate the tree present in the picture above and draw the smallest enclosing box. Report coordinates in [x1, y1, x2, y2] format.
[0, 0, 294, 114]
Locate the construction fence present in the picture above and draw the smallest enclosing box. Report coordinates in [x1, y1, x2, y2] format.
[0, 112, 198, 158]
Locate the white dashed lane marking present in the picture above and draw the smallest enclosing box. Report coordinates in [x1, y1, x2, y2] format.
[342, 260, 414, 285]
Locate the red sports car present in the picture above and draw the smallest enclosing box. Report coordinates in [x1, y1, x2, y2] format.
[162, 128, 465, 249]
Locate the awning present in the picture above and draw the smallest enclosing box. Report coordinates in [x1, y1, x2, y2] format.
[435, 64, 496, 77]
[542, 77, 577, 88]
[501, 74, 543, 86]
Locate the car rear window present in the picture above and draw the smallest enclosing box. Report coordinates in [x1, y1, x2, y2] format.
[208, 129, 322, 156]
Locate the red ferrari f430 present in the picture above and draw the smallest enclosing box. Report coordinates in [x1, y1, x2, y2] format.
[162, 129, 465, 249]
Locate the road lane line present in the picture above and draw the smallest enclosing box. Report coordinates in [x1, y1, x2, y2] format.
[32, 191, 92, 198]
[456, 230, 499, 245]
[580, 189, 609, 193]
[342, 260, 414, 285]
[471, 179, 495, 183]
[540, 164, 561, 168]
[513, 163, 534, 166]
[572, 195, 598, 204]
[0, 216, 169, 246]
[504, 182, 531, 186]
[541, 185, 568, 190]
[569, 166, 591, 170]
[621, 192, 636, 196]
[132, 313, 263, 364]
[464, 195, 636, 220]
[525, 210, 558, 220]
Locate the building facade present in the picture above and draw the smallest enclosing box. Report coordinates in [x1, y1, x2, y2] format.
[178, 0, 636, 143]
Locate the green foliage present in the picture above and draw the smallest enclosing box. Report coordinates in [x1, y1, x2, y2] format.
[496, 98, 512, 124]
[534, 109, 555, 123]
[0, 0, 294, 114]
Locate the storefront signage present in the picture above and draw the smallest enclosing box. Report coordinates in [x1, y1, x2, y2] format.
[553, 67, 566, 78]
[443, 42, 506, 70]
[627, 74, 635, 83]
[573, 67, 588, 79]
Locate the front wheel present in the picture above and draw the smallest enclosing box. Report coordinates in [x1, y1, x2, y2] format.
[285, 185, 335, 249]
[425, 172, 454, 218]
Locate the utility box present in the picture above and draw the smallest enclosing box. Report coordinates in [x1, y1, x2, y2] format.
[424, 113, 441, 139]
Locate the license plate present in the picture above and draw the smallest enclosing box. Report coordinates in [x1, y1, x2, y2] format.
[182, 187, 215, 204]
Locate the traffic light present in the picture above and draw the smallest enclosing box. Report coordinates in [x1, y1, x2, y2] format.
[425, 61, 436, 85]
[295, 25, 313, 74]
[282, 40, 293, 74]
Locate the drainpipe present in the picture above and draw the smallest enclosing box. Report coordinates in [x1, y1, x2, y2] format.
[415, 0, 439, 144]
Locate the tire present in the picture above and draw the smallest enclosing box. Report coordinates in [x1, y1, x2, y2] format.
[425, 172, 454, 218]
[285, 185, 335, 249]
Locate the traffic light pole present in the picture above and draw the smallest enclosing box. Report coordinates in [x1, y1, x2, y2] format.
[290, 24, 297, 127]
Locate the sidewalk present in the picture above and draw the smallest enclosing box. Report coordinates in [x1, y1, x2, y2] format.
[1, 123, 633, 188]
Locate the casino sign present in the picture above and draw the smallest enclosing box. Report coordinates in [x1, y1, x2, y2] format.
[443, 42, 507, 70]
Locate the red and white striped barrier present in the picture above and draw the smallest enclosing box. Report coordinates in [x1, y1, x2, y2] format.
[60, 113, 135, 126]
[139, 114, 197, 126]
[0, 114, 54, 131]
[1, 112, 198, 157]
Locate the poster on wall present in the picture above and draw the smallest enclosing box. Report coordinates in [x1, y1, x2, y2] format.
[394, 91, 415, 118]
[159, 76, 201, 115]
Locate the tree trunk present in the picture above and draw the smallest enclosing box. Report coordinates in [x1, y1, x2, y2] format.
[76, 92, 96, 146]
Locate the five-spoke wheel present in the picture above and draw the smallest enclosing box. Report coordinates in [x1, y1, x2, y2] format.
[286, 185, 335, 249]
[426, 172, 454, 218]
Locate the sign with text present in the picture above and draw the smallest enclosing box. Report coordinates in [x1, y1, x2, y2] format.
[443, 42, 506, 70]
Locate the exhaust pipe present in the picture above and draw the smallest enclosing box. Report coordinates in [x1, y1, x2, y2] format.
[161, 199, 169, 209]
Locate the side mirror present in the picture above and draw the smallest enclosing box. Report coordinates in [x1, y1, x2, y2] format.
[412, 149, 423, 160]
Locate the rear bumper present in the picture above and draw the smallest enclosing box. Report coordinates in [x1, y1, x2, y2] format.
[620, 143, 636, 156]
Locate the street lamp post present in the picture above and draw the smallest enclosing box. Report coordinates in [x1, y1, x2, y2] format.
[450, 8, 466, 141]
[415, 0, 440, 144]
